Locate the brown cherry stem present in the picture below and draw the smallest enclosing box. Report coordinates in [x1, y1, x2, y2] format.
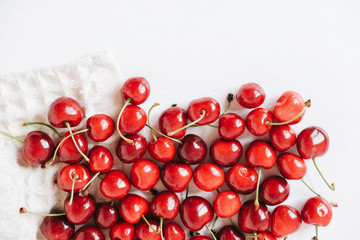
[116, 97, 134, 145]
[145, 124, 182, 144]
[19, 207, 66, 216]
[23, 121, 62, 137]
[147, 103, 160, 141]
[167, 109, 206, 136]
[219, 93, 233, 118]
[68, 173, 79, 206]
[254, 167, 262, 210]
[300, 178, 320, 196]
[65, 122, 89, 162]
[0, 130, 24, 143]
[312, 158, 335, 191]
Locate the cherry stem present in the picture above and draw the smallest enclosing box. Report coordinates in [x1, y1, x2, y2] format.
[185, 184, 189, 198]
[266, 99, 311, 126]
[23, 121, 62, 137]
[219, 93, 233, 118]
[167, 109, 206, 136]
[147, 103, 160, 141]
[206, 225, 218, 240]
[145, 124, 182, 144]
[65, 122, 89, 162]
[160, 217, 164, 240]
[315, 224, 319, 240]
[300, 178, 320, 196]
[284, 237, 288, 240]
[19, 207, 66, 216]
[141, 215, 160, 234]
[312, 158, 335, 191]
[79, 171, 100, 196]
[0, 130, 24, 143]
[42, 129, 89, 168]
[229, 217, 259, 238]
[68, 173, 79, 206]
[116, 97, 134, 145]
[254, 167, 262, 210]
[211, 215, 219, 231]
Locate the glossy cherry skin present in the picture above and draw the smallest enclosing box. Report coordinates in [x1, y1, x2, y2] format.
[110, 221, 135, 240]
[86, 114, 115, 142]
[246, 140, 277, 169]
[136, 219, 161, 240]
[88, 145, 113, 173]
[118, 194, 149, 224]
[180, 196, 214, 232]
[57, 164, 91, 192]
[148, 136, 175, 162]
[64, 195, 96, 225]
[164, 222, 185, 240]
[150, 191, 180, 220]
[218, 113, 245, 140]
[226, 164, 258, 194]
[130, 159, 159, 191]
[236, 83, 266, 109]
[21, 131, 55, 165]
[213, 190, 241, 218]
[121, 76, 150, 105]
[301, 196, 333, 227]
[119, 105, 147, 134]
[238, 201, 271, 233]
[177, 134, 207, 165]
[48, 97, 83, 128]
[271, 205, 302, 238]
[273, 91, 305, 125]
[95, 203, 119, 229]
[193, 163, 225, 192]
[190, 236, 211, 240]
[40, 216, 74, 240]
[187, 97, 220, 125]
[258, 231, 277, 240]
[277, 153, 307, 180]
[210, 138, 242, 167]
[72, 226, 105, 240]
[161, 162, 193, 192]
[100, 170, 131, 199]
[245, 108, 273, 136]
[216, 225, 245, 240]
[296, 126, 329, 159]
[116, 133, 147, 163]
[159, 106, 188, 139]
[259, 176, 290, 206]
[57, 131, 88, 164]
[269, 125, 296, 151]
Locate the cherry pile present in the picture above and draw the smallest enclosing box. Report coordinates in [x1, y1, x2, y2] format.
[1, 78, 337, 240]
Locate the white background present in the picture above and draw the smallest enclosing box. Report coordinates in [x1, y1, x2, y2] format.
[1, 1, 360, 239]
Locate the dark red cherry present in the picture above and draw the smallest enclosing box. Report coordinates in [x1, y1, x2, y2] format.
[301, 196, 333, 227]
[210, 138, 242, 167]
[118, 105, 147, 134]
[40, 216, 74, 240]
[226, 164, 258, 194]
[193, 163, 225, 192]
[164, 222, 185, 240]
[159, 106, 188, 138]
[246, 140, 277, 169]
[72, 226, 105, 240]
[238, 201, 271, 233]
[57, 164, 91, 192]
[21, 131, 55, 165]
[297, 126, 329, 159]
[161, 162, 193, 192]
[236, 83, 266, 109]
[116, 133, 147, 163]
[110, 221, 135, 240]
[269, 125, 296, 151]
[190, 236, 211, 240]
[177, 134, 207, 165]
[118, 194, 149, 224]
[130, 159, 159, 191]
[258, 231, 276, 240]
[271, 205, 302, 238]
[48, 97, 83, 128]
[273, 91, 305, 125]
[95, 203, 119, 229]
[121, 77, 150, 105]
[64, 195, 96, 225]
[135, 219, 161, 240]
[245, 108, 273, 136]
[259, 176, 290, 206]
[148, 136, 175, 162]
[57, 131, 88, 164]
[218, 113, 245, 140]
[150, 191, 180, 220]
[86, 114, 115, 142]
[216, 225, 245, 240]
[187, 97, 220, 125]
[88, 145, 113, 173]
[277, 153, 307, 180]
[100, 170, 131, 199]
[180, 196, 214, 232]
[213, 190, 241, 218]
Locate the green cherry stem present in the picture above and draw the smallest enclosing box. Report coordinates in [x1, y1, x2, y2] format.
[167, 109, 206, 136]
[206, 225, 218, 240]
[147, 103, 160, 141]
[65, 122, 89, 162]
[300, 178, 320, 196]
[141, 215, 159, 234]
[314, 224, 319, 240]
[68, 173, 79, 206]
[79, 171, 100, 196]
[23, 121, 62, 137]
[145, 124, 182, 144]
[160, 217, 164, 240]
[284, 236, 288, 240]
[185, 184, 189, 198]
[0, 130, 24, 143]
[211, 215, 219, 231]
[219, 93, 234, 118]
[116, 97, 134, 145]
[254, 167, 262, 210]
[19, 207, 66, 216]
[312, 158, 335, 191]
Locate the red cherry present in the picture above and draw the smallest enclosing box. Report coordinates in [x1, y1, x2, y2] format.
[48, 97, 83, 128]
[72, 226, 105, 240]
[130, 159, 159, 191]
[187, 97, 220, 125]
[226, 164, 258, 194]
[271, 205, 302, 238]
[245, 108, 273, 136]
[57, 131, 88, 164]
[190, 236, 211, 240]
[301, 196, 333, 227]
[39, 216, 74, 240]
[180, 196, 214, 232]
[118, 105, 147, 134]
[216, 225, 245, 240]
[259, 176, 290, 206]
[161, 162, 193, 192]
[277, 153, 307, 180]
[116, 133, 147, 163]
[273, 91, 306, 125]
[121, 77, 150, 105]
[64, 195, 96, 225]
[95, 203, 119, 229]
[159, 106, 188, 138]
[21, 131, 55, 165]
[193, 163, 225, 192]
[297, 126, 329, 159]
[148, 136, 175, 163]
[164, 222, 185, 240]
[110, 221, 135, 240]
[210, 138, 243, 167]
[236, 82, 265, 108]
[118, 194, 149, 224]
[57, 164, 91, 192]
[86, 114, 115, 142]
[177, 134, 207, 165]
[258, 231, 276, 240]
[238, 201, 271, 233]
[246, 140, 277, 169]
[88, 145, 113, 173]
[100, 170, 131, 199]
[213, 190, 241, 218]
[218, 113, 245, 140]
[150, 191, 180, 220]
[135, 219, 161, 240]
[269, 125, 296, 151]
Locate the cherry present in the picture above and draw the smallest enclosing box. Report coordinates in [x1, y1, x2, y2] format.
[226, 164, 258, 194]
[271, 205, 302, 238]
[48, 97, 83, 128]
[148, 136, 175, 163]
[213, 190, 241, 218]
[116, 133, 147, 163]
[21, 131, 55, 165]
[86, 114, 115, 142]
[57, 164, 91, 193]
[236, 82, 266, 108]
[121, 76, 150, 105]
[238, 200, 271, 233]
[64, 194, 96, 225]
[258, 231, 276, 240]
[193, 163, 225, 192]
[95, 203, 119, 229]
[164, 222, 185, 240]
[100, 170, 131, 199]
[57, 131, 88, 164]
[245, 108, 273, 136]
[72, 226, 105, 240]
[39, 216, 74, 240]
[190, 236, 211, 240]
[259, 176, 290, 206]
[118, 194, 149, 224]
[88, 145, 113, 173]
[130, 159, 159, 191]
[246, 140, 277, 169]
[210, 138, 243, 167]
[277, 153, 307, 180]
[301, 196, 333, 227]
[161, 162, 193, 192]
[186, 97, 220, 125]
[218, 113, 245, 140]
[118, 105, 147, 134]
[180, 196, 214, 232]
[269, 125, 296, 151]
[216, 225, 245, 240]
[177, 134, 207, 165]
[273, 91, 308, 125]
[159, 105, 188, 139]
[150, 191, 180, 220]
[136, 219, 161, 240]
[110, 221, 135, 240]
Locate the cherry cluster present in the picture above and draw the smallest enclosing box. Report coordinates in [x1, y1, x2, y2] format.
[2, 78, 337, 240]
